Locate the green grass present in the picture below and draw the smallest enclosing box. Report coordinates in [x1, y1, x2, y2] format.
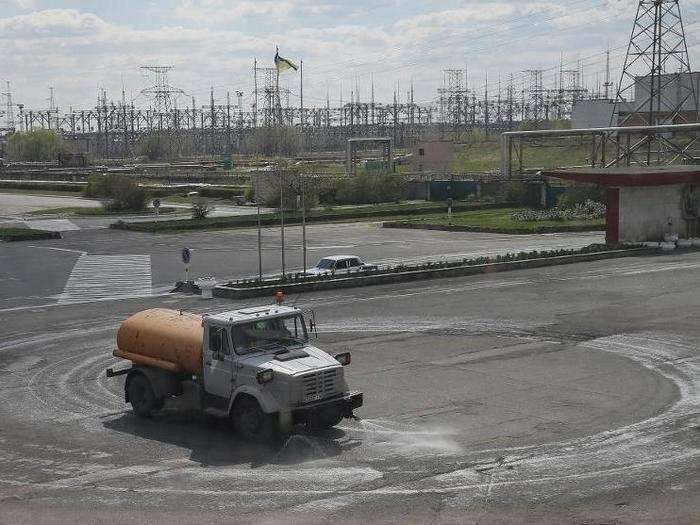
[111, 201, 503, 233]
[452, 140, 592, 172]
[27, 206, 177, 217]
[0, 227, 60, 241]
[385, 208, 604, 234]
[0, 181, 85, 193]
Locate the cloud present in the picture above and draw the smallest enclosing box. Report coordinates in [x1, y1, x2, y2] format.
[0, 0, 37, 8]
[0, 9, 108, 37]
[171, 0, 336, 24]
[0, 1, 698, 110]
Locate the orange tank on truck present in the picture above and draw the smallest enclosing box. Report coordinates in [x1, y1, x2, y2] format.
[114, 308, 204, 374]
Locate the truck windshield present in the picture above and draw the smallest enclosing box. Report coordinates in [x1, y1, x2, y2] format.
[233, 315, 308, 355]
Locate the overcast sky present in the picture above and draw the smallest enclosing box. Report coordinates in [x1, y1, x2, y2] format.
[1, 0, 700, 112]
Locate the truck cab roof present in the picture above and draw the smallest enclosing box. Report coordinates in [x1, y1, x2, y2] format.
[204, 305, 301, 326]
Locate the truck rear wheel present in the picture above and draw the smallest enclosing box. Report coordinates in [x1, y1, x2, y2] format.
[233, 397, 274, 442]
[127, 373, 157, 417]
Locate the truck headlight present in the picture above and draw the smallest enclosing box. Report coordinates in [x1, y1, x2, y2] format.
[256, 369, 274, 384]
[335, 352, 351, 366]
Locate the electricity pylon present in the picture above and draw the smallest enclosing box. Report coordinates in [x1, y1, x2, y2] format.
[611, 0, 697, 126]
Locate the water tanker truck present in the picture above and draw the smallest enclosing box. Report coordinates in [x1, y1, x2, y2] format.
[108, 305, 363, 441]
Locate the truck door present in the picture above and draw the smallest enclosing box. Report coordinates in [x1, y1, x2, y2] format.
[204, 325, 234, 399]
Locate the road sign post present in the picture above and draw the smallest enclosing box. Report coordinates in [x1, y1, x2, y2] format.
[181, 247, 192, 283]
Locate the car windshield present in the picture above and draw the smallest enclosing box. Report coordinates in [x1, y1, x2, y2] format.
[232, 314, 308, 355]
[316, 258, 336, 269]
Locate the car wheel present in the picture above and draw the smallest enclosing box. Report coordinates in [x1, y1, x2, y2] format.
[233, 397, 274, 442]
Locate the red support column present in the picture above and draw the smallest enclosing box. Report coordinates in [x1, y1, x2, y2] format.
[606, 187, 620, 245]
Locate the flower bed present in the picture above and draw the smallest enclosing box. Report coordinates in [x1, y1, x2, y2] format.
[511, 200, 606, 222]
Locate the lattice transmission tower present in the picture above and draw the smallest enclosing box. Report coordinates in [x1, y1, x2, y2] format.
[140, 66, 185, 113]
[611, 0, 697, 126]
[1, 81, 14, 130]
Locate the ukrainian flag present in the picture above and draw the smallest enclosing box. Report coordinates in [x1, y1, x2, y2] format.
[274, 48, 298, 73]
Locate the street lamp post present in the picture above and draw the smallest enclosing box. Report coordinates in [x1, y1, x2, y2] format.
[297, 187, 307, 274]
[280, 177, 286, 278]
[257, 203, 262, 281]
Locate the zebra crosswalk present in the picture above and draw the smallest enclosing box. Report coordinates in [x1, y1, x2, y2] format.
[58, 254, 153, 304]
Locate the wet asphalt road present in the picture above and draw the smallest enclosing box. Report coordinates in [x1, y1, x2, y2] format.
[0, 231, 698, 523]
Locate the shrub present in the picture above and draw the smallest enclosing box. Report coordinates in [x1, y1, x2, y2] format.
[244, 186, 254, 202]
[333, 173, 407, 205]
[261, 172, 319, 211]
[557, 183, 605, 208]
[84, 174, 118, 198]
[84, 174, 148, 211]
[191, 199, 214, 220]
[245, 126, 301, 156]
[7, 130, 68, 161]
[106, 178, 149, 212]
[135, 132, 194, 161]
[504, 180, 529, 205]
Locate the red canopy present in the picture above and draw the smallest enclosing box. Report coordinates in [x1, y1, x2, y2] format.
[542, 165, 700, 187]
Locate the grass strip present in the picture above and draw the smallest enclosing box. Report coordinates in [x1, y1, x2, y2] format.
[0, 227, 61, 241]
[383, 208, 604, 234]
[110, 201, 508, 233]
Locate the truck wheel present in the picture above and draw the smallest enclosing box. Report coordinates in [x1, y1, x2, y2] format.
[233, 397, 274, 442]
[308, 407, 343, 431]
[127, 373, 156, 417]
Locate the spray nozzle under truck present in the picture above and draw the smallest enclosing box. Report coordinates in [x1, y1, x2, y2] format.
[107, 306, 363, 441]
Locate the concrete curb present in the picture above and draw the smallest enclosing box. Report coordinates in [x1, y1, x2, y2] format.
[382, 221, 605, 235]
[208, 247, 655, 300]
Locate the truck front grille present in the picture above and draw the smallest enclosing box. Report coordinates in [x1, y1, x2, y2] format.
[302, 369, 338, 403]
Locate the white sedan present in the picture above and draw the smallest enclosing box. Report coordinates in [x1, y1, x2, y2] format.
[305, 255, 378, 276]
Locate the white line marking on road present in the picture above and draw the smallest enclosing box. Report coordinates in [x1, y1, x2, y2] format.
[26, 245, 87, 255]
[58, 254, 152, 304]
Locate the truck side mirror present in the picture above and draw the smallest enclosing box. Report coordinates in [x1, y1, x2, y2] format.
[309, 310, 318, 338]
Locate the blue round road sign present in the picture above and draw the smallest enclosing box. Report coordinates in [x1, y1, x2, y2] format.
[182, 247, 192, 264]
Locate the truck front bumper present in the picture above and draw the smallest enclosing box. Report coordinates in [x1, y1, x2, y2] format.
[292, 391, 363, 423]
